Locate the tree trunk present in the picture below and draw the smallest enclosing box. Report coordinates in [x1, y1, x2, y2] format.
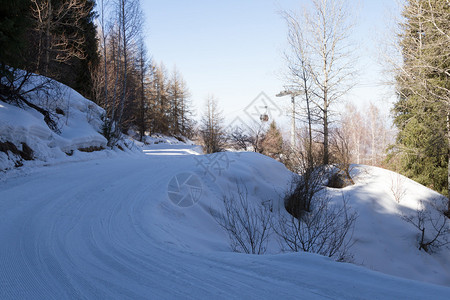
[323, 106, 329, 165]
[447, 110, 450, 215]
[45, 0, 52, 75]
[117, 0, 128, 133]
[306, 92, 313, 168]
[139, 67, 145, 141]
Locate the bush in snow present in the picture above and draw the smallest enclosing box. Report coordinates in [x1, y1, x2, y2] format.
[401, 197, 450, 253]
[390, 174, 407, 203]
[329, 128, 354, 187]
[213, 182, 272, 254]
[275, 191, 357, 262]
[276, 165, 357, 262]
[284, 169, 325, 219]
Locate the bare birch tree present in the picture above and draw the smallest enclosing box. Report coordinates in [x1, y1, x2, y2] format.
[282, 0, 356, 165]
[282, 10, 315, 168]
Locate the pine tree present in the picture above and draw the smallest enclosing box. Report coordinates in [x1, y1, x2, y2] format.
[0, 0, 30, 72]
[393, 0, 450, 203]
[261, 121, 283, 160]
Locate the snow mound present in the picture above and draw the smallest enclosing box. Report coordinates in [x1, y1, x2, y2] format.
[0, 146, 449, 298]
[142, 149, 450, 286]
[143, 152, 450, 286]
[343, 165, 450, 286]
[0, 71, 108, 171]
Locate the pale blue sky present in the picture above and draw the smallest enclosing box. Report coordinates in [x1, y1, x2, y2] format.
[141, 0, 400, 127]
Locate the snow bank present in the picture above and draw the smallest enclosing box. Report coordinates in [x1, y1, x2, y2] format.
[344, 165, 450, 286]
[0, 71, 108, 171]
[142, 133, 196, 146]
[145, 152, 450, 286]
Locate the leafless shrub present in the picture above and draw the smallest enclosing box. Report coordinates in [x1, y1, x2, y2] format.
[329, 127, 354, 187]
[228, 126, 251, 151]
[284, 167, 326, 218]
[401, 197, 450, 253]
[275, 192, 357, 262]
[247, 120, 268, 153]
[282, 146, 330, 218]
[0, 68, 62, 133]
[280, 130, 324, 175]
[212, 182, 272, 254]
[390, 174, 406, 203]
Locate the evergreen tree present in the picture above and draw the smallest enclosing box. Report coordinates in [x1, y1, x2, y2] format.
[393, 0, 450, 202]
[261, 121, 283, 160]
[0, 0, 30, 72]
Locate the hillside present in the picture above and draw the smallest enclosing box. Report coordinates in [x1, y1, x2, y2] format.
[0, 142, 449, 298]
[0, 71, 114, 171]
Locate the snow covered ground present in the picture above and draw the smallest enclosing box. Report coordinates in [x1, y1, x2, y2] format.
[0, 142, 450, 299]
[0, 71, 128, 171]
[1, 71, 449, 298]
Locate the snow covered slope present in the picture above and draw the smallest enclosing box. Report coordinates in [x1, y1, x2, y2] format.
[0, 143, 449, 299]
[0, 72, 108, 171]
[345, 166, 450, 286]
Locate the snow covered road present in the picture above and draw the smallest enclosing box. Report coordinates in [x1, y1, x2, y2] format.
[1, 151, 449, 299]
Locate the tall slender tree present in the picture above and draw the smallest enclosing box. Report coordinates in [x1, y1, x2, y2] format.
[200, 95, 225, 154]
[115, 0, 142, 133]
[282, 0, 355, 165]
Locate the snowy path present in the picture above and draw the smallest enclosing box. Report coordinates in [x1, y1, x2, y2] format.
[0, 149, 449, 299]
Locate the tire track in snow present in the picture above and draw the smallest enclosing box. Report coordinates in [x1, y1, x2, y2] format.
[1, 155, 449, 299]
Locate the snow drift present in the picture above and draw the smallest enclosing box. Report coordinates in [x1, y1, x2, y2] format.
[0, 71, 107, 171]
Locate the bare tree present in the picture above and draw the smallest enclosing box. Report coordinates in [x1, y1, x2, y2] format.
[98, 0, 110, 117]
[228, 126, 251, 151]
[168, 67, 192, 136]
[200, 95, 226, 154]
[248, 120, 268, 153]
[149, 63, 170, 134]
[330, 127, 355, 186]
[284, 166, 326, 218]
[212, 182, 273, 254]
[30, 0, 92, 75]
[282, 10, 315, 167]
[338, 103, 392, 166]
[136, 39, 149, 141]
[282, 0, 356, 165]
[115, 0, 143, 133]
[177, 80, 195, 138]
[340, 103, 365, 164]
